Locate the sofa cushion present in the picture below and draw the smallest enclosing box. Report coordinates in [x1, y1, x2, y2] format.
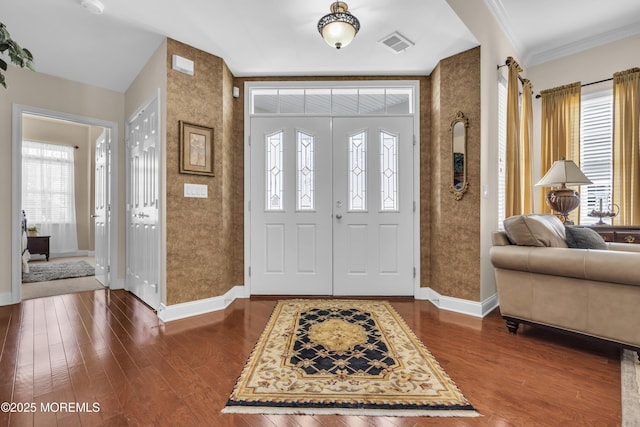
[565, 226, 608, 250]
[503, 214, 568, 248]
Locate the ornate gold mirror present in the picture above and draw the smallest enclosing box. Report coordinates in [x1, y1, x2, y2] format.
[449, 111, 469, 201]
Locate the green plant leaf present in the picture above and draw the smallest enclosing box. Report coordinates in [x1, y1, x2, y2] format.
[0, 21, 35, 88]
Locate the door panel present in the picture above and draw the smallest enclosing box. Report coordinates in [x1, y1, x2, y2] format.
[127, 95, 161, 309]
[250, 117, 332, 295]
[94, 129, 109, 285]
[332, 117, 414, 296]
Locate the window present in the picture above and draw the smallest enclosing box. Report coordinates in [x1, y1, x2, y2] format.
[296, 131, 315, 211]
[380, 131, 398, 211]
[349, 131, 367, 211]
[579, 91, 613, 225]
[251, 87, 413, 116]
[266, 131, 284, 211]
[22, 140, 78, 253]
[497, 75, 507, 229]
[496, 87, 613, 226]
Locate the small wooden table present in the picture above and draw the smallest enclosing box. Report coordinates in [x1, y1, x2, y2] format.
[586, 225, 640, 244]
[27, 235, 51, 261]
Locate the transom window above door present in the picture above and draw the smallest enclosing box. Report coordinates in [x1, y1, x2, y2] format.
[251, 87, 414, 116]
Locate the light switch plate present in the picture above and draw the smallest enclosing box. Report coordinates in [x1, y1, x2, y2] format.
[184, 183, 208, 198]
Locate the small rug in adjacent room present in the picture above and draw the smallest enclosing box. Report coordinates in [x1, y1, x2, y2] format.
[22, 260, 95, 283]
[223, 299, 479, 417]
[622, 349, 640, 426]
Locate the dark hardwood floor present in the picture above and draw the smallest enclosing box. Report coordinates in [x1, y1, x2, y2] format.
[0, 289, 622, 426]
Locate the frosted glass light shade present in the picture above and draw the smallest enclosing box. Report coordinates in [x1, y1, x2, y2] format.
[321, 21, 357, 49]
[535, 159, 592, 187]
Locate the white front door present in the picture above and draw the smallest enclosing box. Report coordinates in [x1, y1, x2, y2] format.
[126, 94, 161, 309]
[250, 117, 333, 295]
[250, 116, 414, 296]
[94, 129, 109, 285]
[332, 117, 414, 295]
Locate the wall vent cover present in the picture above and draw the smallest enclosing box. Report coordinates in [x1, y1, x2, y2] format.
[379, 32, 414, 54]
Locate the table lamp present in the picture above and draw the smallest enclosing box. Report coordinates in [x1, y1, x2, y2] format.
[535, 159, 592, 225]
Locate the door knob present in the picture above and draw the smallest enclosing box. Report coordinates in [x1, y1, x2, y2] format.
[91, 214, 100, 218]
[336, 214, 342, 219]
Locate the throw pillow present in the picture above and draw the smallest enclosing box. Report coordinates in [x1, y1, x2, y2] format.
[565, 226, 608, 250]
[503, 214, 568, 247]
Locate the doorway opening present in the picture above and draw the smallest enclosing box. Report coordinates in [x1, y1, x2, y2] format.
[12, 105, 119, 303]
[244, 81, 420, 297]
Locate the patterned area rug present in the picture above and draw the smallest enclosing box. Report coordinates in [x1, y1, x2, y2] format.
[223, 299, 478, 417]
[622, 350, 640, 426]
[22, 261, 95, 283]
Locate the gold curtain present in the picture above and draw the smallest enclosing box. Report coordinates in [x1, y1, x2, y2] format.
[505, 57, 522, 217]
[520, 79, 534, 213]
[539, 82, 581, 218]
[613, 68, 640, 225]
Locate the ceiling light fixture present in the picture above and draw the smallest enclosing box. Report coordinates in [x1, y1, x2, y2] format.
[81, 0, 105, 15]
[317, 1, 360, 50]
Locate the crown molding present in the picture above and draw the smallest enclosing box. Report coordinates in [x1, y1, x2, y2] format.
[482, 0, 524, 56]
[525, 22, 640, 67]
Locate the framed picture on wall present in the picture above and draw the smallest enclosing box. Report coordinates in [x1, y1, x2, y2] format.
[179, 121, 214, 176]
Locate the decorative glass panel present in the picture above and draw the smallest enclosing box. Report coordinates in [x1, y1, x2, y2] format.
[253, 89, 279, 114]
[380, 131, 398, 211]
[305, 89, 331, 114]
[280, 89, 305, 114]
[359, 88, 385, 114]
[266, 131, 284, 210]
[349, 131, 367, 211]
[297, 131, 315, 210]
[385, 88, 412, 114]
[332, 88, 359, 115]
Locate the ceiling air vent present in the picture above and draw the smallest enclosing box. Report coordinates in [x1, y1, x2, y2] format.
[379, 32, 414, 54]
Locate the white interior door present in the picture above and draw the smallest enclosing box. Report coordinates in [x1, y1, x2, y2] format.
[127, 95, 160, 309]
[94, 129, 109, 285]
[250, 117, 333, 294]
[332, 117, 414, 295]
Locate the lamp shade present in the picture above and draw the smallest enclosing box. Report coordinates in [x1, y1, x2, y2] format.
[535, 159, 592, 187]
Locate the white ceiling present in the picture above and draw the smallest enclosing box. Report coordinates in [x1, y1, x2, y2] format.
[1, 0, 639, 93]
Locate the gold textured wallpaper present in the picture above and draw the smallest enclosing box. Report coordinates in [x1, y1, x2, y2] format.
[165, 39, 241, 305]
[427, 47, 481, 301]
[163, 40, 480, 306]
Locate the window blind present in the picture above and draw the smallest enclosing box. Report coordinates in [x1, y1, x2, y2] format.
[579, 91, 613, 225]
[497, 75, 507, 229]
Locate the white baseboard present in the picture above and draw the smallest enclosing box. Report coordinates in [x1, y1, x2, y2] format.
[109, 277, 125, 290]
[154, 286, 497, 323]
[415, 287, 499, 318]
[0, 292, 16, 306]
[157, 286, 248, 323]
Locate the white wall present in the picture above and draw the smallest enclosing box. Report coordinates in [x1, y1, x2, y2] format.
[446, 0, 519, 301]
[0, 66, 124, 302]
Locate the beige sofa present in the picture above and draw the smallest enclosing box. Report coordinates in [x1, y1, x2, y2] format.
[490, 214, 640, 357]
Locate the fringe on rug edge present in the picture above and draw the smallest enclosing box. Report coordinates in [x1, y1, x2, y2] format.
[221, 406, 481, 417]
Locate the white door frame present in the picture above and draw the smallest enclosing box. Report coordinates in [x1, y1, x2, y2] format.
[11, 104, 119, 303]
[243, 80, 420, 297]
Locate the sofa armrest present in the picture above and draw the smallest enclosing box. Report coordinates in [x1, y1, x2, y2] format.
[607, 242, 640, 253]
[490, 245, 640, 286]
